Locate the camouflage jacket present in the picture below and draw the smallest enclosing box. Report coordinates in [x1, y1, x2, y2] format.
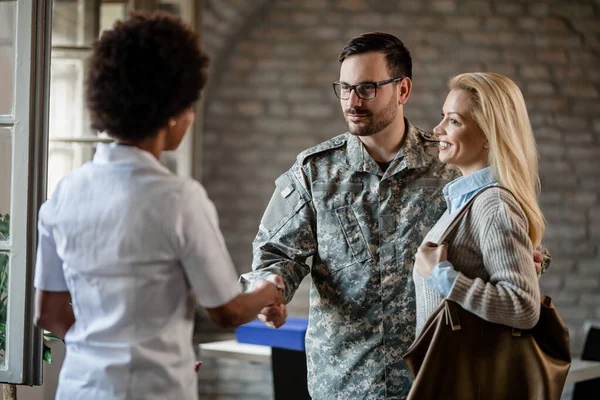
[240, 119, 460, 399]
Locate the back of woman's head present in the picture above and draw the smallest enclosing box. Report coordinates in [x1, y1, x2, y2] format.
[449, 72, 545, 247]
[87, 12, 208, 141]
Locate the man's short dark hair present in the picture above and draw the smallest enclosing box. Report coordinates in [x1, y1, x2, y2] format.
[338, 32, 412, 80]
[86, 12, 209, 141]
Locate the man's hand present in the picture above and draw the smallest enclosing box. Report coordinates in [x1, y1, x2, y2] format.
[533, 249, 543, 276]
[253, 274, 285, 306]
[256, 274, 287, 328]
[265, 274, 285, 293]
[258, 303, 287, 329]
[415, 241, 448, 279]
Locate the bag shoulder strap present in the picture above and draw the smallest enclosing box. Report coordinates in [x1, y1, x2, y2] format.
[436, 185, 506, 245]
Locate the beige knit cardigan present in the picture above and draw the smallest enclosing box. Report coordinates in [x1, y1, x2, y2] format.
[413, 187, 541, 335]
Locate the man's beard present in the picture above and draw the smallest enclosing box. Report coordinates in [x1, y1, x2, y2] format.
[345, 92, 397, 137]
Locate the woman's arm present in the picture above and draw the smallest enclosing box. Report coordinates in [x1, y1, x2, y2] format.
[34, 290, 75, 339]
[446, 191, 541, 329]
[205, 278, 285, 329]
[34, 190, 74, 339]
[175, 181, 286, 328]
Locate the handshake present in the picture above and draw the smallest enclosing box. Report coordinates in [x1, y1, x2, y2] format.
[254, 274, 288, 329]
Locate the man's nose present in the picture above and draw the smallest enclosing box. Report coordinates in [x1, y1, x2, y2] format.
[347, 89, 363, 109]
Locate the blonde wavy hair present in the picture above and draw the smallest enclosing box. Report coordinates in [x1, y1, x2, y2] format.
[449, 72, 545, 248]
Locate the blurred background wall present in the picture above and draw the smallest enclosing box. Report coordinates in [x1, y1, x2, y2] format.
[196, 0, 599, 398]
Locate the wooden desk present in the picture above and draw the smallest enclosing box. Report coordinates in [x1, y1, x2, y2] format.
[199, 340, 600, 384]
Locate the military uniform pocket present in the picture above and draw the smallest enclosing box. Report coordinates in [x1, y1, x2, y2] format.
[316, 205, 372, 272]
[312, 181, 364, 211]
[260, 172, 310, 238]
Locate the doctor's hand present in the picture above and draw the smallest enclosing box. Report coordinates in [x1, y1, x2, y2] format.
[415, 241, 448, 279]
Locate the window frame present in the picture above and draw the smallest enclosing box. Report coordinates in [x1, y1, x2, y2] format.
[0, 0, 52, 385]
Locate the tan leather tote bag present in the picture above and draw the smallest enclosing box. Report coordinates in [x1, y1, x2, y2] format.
[403, 187, 571, 400]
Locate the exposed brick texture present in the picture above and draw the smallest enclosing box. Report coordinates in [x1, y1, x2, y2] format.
[196, 1, 600, 398]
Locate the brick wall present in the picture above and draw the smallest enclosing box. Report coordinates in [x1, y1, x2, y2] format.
[196, 0, 599, 398]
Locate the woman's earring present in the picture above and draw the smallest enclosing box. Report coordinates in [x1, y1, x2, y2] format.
[169, 120, 177, 128]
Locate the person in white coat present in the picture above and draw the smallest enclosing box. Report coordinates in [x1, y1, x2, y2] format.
[33, 12, 284, 400]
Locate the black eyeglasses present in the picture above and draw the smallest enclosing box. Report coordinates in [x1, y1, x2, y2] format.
[332, 77, 404, 100]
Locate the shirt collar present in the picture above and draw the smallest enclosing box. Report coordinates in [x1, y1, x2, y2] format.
[345, 118, 427, 176]
[389, 119, 428, 175]
[93, 142, 172, 174]
[345, 134, 379, 175]
[443, 167, 495, 200]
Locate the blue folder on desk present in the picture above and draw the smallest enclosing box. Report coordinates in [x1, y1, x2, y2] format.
[235, 318, 308, 351]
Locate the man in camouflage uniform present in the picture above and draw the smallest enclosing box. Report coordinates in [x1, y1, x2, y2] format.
[240, 32, 451, 399]
[240, 33, 541, 399]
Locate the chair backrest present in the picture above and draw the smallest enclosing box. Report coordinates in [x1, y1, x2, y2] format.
[573, 326, 600, 399]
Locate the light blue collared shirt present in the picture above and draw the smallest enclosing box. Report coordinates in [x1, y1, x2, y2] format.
[427, 167, 498, 296]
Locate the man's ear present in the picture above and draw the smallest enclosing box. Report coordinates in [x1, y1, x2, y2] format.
[398, 77, 412, 105]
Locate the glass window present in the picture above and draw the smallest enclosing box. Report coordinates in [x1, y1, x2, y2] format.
[49, 59, 85, 138]
[0, 0, 50, 384]
[52, 0, 100, 47]
[0, 1, 16, 116]
[47, 140, 104, 197]
[47, 1, 129, 198]
[100, 2, 128, 32]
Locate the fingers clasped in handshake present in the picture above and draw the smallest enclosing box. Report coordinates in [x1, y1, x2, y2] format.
[255, 274, 287, 329]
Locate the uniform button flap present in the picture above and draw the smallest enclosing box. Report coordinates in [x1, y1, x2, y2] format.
[281, 186, 293, 198]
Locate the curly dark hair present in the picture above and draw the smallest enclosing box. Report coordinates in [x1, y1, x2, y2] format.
[339, 32, 412, 80]
[86, 12, 209, 141]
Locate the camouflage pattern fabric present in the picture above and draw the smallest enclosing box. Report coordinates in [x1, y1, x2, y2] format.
[240, 119, 460, 399]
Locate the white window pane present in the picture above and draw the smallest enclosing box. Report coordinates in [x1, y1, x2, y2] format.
[0, 1, 16, 116]
[47, 141, 95, 198]
[100, 3, 127, 33]
[53, 1, 128, 47]
[52, 0, 80, 46]
[49, 59, 85, 138]
[52, 0, 98, 47]
[47, 143, 75, 198]
[0, 128, 11, 241]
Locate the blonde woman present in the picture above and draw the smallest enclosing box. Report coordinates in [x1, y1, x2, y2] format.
[413, 72, 543, 335]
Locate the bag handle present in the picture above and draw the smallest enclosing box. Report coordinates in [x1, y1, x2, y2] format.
[444, 301, 462, 331]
